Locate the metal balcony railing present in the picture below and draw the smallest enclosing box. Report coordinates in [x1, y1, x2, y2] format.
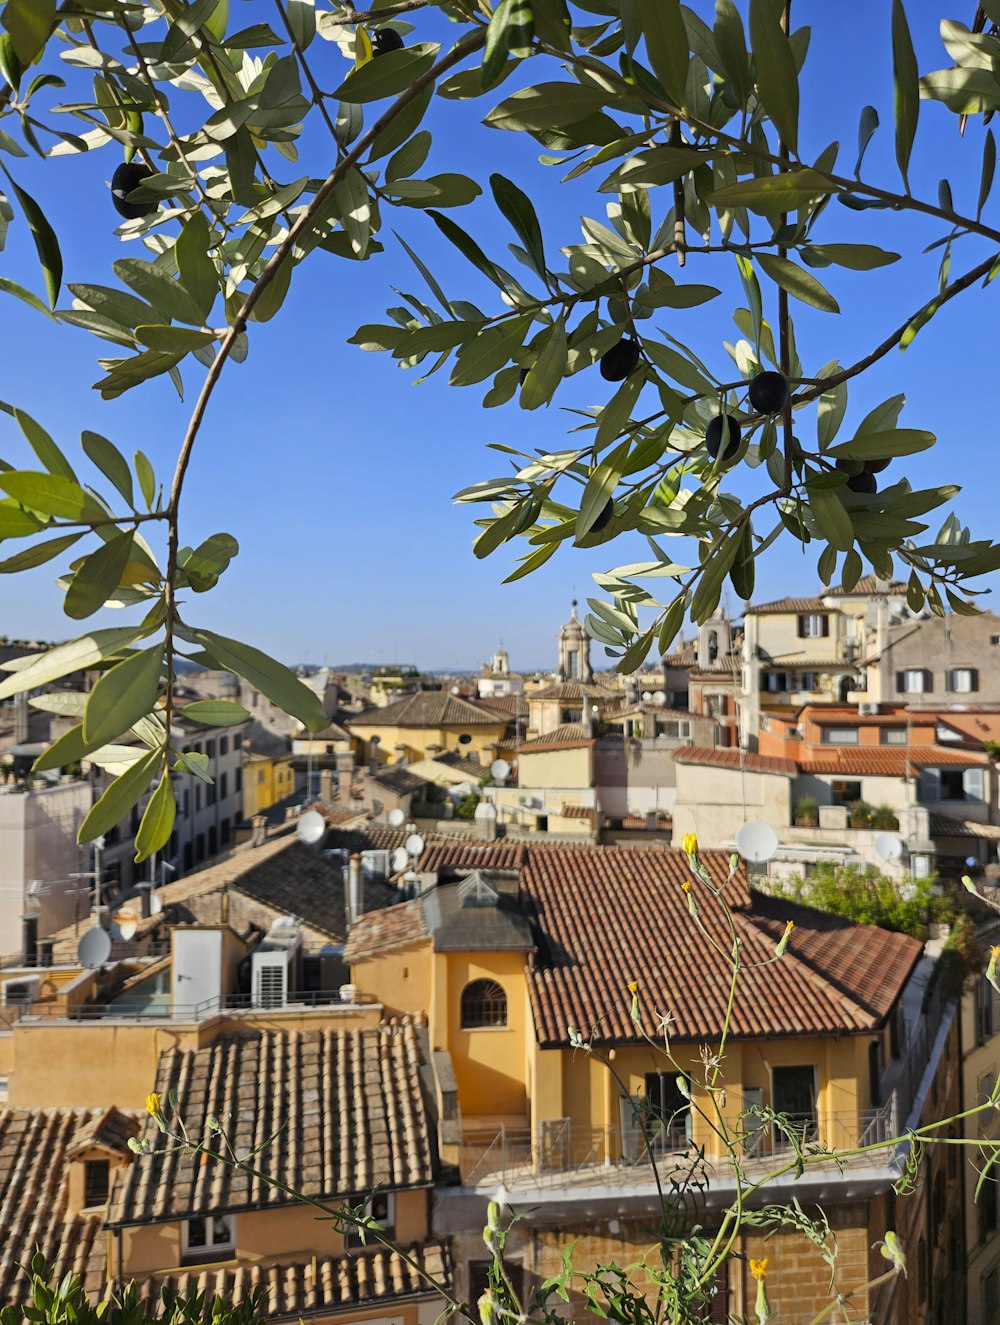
[460, 1100, 899, 1192]
[10, 988, 353, 1024]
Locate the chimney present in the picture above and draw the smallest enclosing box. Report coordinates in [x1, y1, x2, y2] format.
[319, 769, 333, 803]
[21, 914, 38, 967]
[368, 737, 381, 775]
[251, 815, 267, 846]
[36, 937, 53, 968]
[348, 854, 362, 930]
[137, 884, 152, 919]
[14, 692, 28, 745]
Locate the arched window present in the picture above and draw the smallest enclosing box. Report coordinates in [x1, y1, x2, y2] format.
[461, 979, 507, 1029]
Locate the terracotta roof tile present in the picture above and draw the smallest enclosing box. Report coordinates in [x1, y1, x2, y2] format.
[929, 813, 1000, 840]
[744, 596, 827, 615]
[344, 899, 428, 961]
[108, 1023, 434, 1228]
[671, 745, 798, 775]
[0, 1108, 129, 1306]
[142, 1241, 451, 1319]
[519, 723, 593, 751]
[528, 681, 619, 701]
[349, 694, 504, 728]
[522, 847, 921, 1046]
[799, 748, 985, 775]
[475, 695, 525, 716]
[370, 766, 430, 796]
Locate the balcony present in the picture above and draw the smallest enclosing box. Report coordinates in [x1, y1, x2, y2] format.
[10, 988, 359, 1025]
[451, 1099, 900, 1210]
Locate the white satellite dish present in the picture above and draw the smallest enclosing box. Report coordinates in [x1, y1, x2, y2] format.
[873, 833, 904, 862]
[490, 759, 511, 785]
[77, 927, 112, 969]
[297, 810, 326, 845]
[735, 820, 779, 864]
[387, 807, 406, 828]
[642, 691, 653, 702]
[405, 832, 425, 858]
[391, 846, 410, 872]
[653, 691, 666, 706]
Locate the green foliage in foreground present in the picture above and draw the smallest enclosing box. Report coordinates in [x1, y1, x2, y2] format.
[0, 0, 999, 865]
[0, 1254, 264, 1325]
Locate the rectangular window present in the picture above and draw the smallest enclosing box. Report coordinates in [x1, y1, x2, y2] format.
[183, 790, 190, 817]
[881, 728, 907, 745]
[234, 734, 242, 750]
[799, 672, 820, 691]
[220, 818, 231, 848]
[763, 672, 787, 693]
[797, 614, 829, 638]
[83, 1159, 109, 1207]
[258, 770, 266, 784]
[220, 773, 228, 799]
[205, 739, 216, 760]
[830, 780, 863, 807]
[897, 668, 930, 694]
[236, 768, 242, 792]
[207, 781, 217, 806]
[821, 727, 859, 745]
[935, 768, 986, 802]
[947, 667, 978, 693]
[220, 736, 229, 756]
[183, 1214, 235, 1261]
[195, 785, 202, 811]
[772, 1065, 818, 1146]
[643, 1072, 692, 1150]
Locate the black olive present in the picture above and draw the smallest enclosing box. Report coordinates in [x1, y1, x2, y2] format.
[111, 162, 156, 220]
[865, 457, 891, 473]
[599, 338, 640, 382]
[372, 28, 404, 55]
[747, 370, 788, 414]
[846, 469, 878, 494]
[705, 414, 742, 462]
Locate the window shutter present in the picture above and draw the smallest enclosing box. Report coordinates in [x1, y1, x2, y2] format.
[971, 668, 980, 692]
[797, 615, 806, 638]
[821, 615, 829, 637]
[918, 768, 940, 802]
[964, 767, 985, 803]
[923, 669, 933, 692]
[895, 671, 904, 693]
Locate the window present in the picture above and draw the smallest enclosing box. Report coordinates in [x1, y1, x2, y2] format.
[896, 668, 930, 694]
[947, 667, 978, 693]
[206, 781, 217, 806]
[220, 773, 228, 799]
[183, 1214, 234, 1261]
[821, 727, 859, 745]
[797, 614, 829, 638]
[234, 734, 242, 750]
[924, 766, 986, 803]
[182, 789, 190, 817]
[644, 1071, 691, 1148]
[83, 1159, 109, 1207]
[978, 982, 1000, 1045]
[220, 818, 232, 848]
[830, 780, 862, 807]
[205, 739, 216, 759]
[798, 672, 820, 691]
[235, 768, 242, 792]
[195, 785, 202, 811]
[763, 672, 788, 693]
[220, 736, 229, 756]
[714, 726, 730, 748]
[208, 826, 217, 856]
[460, 979, 507, 1028]
[772, 1066, 818, 1144]
[258, 770, 266, 784]
[881, 727, 907, 745]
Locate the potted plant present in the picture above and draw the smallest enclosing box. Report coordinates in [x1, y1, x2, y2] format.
[848, 800, 874, 829]
[793, 796, 819, 827]
[871, 804, 900, 831]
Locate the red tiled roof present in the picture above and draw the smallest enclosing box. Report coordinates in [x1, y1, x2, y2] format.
[143, 1242, 451, 1320]
[672, 745, 798, 776]
[108, 1024, 434, 1228]
[519, 723, 594, 752]
[344, 898, 428, 961]
[476, 694, 525, 716]
[348, 693, 505, 728]
[522, 847, 921, 1046]
[559, 805, 594, 819]
[744, 596, 827, 615]
[799, 748, 985, 775]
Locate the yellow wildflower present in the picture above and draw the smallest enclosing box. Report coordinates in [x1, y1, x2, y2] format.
[681, 879, 698, 917]
[992, 945, 1000, 959]
[749, 1259, 768, 1281]
[145, 1092, 163, 1118]
[681, 880, 692, 893]
[988, 947, 1000, 994]
[774, 920, 794, 958]
[681, 832, 699, 856]
[627, 980, 638, 994]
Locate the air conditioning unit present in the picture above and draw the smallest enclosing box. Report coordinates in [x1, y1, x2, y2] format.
[250, 925, 303, 1009]
[858, 702, 880, 716]
[2, 975, 40, 1007]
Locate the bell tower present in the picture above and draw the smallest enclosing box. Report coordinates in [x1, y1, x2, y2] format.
[556, 601, 593, 683]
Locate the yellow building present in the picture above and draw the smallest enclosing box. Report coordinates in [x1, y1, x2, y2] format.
[241, 747, 297, 819]
[347, 693, 510, 766]
[344, 841, 964, 1325]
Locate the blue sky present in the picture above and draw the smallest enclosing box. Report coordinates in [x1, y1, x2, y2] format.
[0, 0, 997, 671]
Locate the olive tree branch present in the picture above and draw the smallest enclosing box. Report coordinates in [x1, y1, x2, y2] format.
[161, 27, 488, 687]
[777, 0, 794, 495]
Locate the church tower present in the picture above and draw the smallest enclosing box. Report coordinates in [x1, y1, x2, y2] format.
[556, 601, 593, 683]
